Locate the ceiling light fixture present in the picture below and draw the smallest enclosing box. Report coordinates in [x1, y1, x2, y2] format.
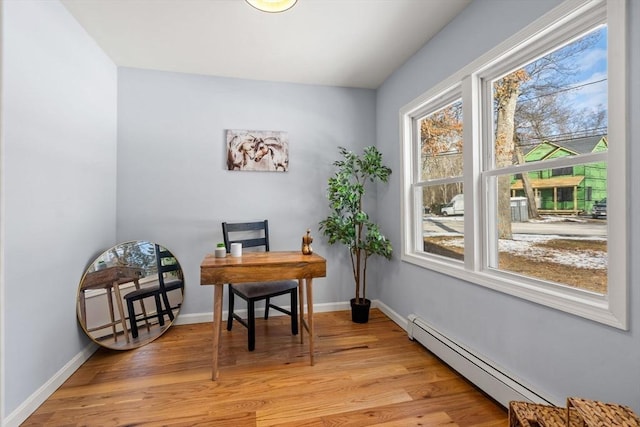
[245, 0, 298, 13]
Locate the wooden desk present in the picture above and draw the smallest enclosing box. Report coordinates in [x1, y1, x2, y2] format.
[200, 251, 326, 380]
[79, 265, 142, 343]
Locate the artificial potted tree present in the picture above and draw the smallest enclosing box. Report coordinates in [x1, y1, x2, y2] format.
[319, 146, 393, 323]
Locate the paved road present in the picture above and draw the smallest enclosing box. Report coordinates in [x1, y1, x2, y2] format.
[424, 215, 607, 237]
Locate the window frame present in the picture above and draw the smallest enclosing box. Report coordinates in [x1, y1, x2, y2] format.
[400, 0, 627, 329]
[412, 90, 465, 258]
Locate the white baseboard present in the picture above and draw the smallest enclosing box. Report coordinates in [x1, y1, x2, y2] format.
[373, 299, 408, 330]
[3, 341, 98, 427]
[407, 314, 556, 407]
[174, 301, 351, 326]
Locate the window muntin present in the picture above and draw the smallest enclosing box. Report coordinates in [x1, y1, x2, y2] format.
[400, 0, 626, 329]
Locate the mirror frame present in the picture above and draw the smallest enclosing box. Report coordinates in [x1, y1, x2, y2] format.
[76, 240, 184, 350]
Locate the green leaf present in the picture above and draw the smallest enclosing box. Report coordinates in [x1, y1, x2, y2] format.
[319, 146, 393, 300]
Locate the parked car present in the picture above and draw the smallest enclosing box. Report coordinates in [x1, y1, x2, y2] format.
[592, 197, 607, 218]
[441, 194, 464, 216]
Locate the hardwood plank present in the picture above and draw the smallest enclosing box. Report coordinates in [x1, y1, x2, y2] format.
[21, 309, 507, 426]
[369, 411, 458, 427]
[271, 394, 503, 427]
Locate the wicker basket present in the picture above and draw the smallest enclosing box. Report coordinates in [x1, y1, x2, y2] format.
[509, 401, 580, 427]
[509, 398, 639, 427]
[567, 397, 639, 427]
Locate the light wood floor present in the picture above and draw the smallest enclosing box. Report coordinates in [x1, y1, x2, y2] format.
[23, 309, 507, 426]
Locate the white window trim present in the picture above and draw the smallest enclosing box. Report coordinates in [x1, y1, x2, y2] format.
[400, 0, 627, 329]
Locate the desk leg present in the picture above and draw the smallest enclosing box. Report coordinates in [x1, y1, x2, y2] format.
[298, 279, 304, 345]
[306, 277, 315, 366]
[106, 288, 118, 341]
[211, 283, 223, 381]
[112, 281, 130, 343]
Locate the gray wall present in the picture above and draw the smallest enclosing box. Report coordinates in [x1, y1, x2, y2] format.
[116, 68, 376, 317]
[1, 0, 118, 418]
[375, 0, 640, 409]
[3, 0, 639, 422]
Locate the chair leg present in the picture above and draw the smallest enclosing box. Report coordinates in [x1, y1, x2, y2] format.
[138, 299, 151, 333]
[264, 297, 270, 319]
[154, 294, 165, 326]
[248, 300, 256, 351]
[227, 289, 235, 331]
[127, 298, 139, 339]
[291, 288, 298, 335]
[159, 291, 174, 322]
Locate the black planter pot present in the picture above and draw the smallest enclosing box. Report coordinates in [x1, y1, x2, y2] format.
[350, 298, 371, 323]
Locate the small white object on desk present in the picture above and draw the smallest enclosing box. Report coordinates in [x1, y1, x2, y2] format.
[230, 243, 242, 257]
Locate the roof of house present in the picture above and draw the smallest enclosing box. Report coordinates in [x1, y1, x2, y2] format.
[524, 134, 607, 158]
[551, 135, 607, 155]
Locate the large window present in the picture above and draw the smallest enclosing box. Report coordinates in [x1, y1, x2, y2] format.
[400, 0, 627, 328]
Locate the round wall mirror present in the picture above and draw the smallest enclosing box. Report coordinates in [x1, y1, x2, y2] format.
[76, 241, 184, 350]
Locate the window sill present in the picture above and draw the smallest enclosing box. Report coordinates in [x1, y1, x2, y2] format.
[401, 251, 626, 330]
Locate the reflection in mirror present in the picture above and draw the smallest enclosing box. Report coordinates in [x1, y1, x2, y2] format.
[77, 241, 184, 350]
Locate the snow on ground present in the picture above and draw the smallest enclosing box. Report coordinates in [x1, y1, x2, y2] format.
[528, 214, 588, 223]
[438, 233, 607, 270]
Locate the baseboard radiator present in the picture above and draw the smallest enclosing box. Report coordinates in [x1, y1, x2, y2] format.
[407, 314, 553, 407]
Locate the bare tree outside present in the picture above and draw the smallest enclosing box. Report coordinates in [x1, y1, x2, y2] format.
[420, 100, 463, 210]
[492, 27, 607, 239]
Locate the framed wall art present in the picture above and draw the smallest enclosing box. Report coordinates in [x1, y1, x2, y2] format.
[226, 129, 289, 172]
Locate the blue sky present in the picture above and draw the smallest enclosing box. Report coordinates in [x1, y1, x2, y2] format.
[570, 25, 608, 115]
[512, 24, 608, 138]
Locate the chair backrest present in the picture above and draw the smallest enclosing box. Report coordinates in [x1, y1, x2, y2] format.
[155, 244, 182, 289]
[222, 220, 270, 253]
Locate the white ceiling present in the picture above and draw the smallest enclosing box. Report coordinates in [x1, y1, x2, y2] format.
[61, 0, 471, 89]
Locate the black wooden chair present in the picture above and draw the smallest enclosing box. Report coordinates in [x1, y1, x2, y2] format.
[124, 244, 184, 339]
[222, 220, 298, 351]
